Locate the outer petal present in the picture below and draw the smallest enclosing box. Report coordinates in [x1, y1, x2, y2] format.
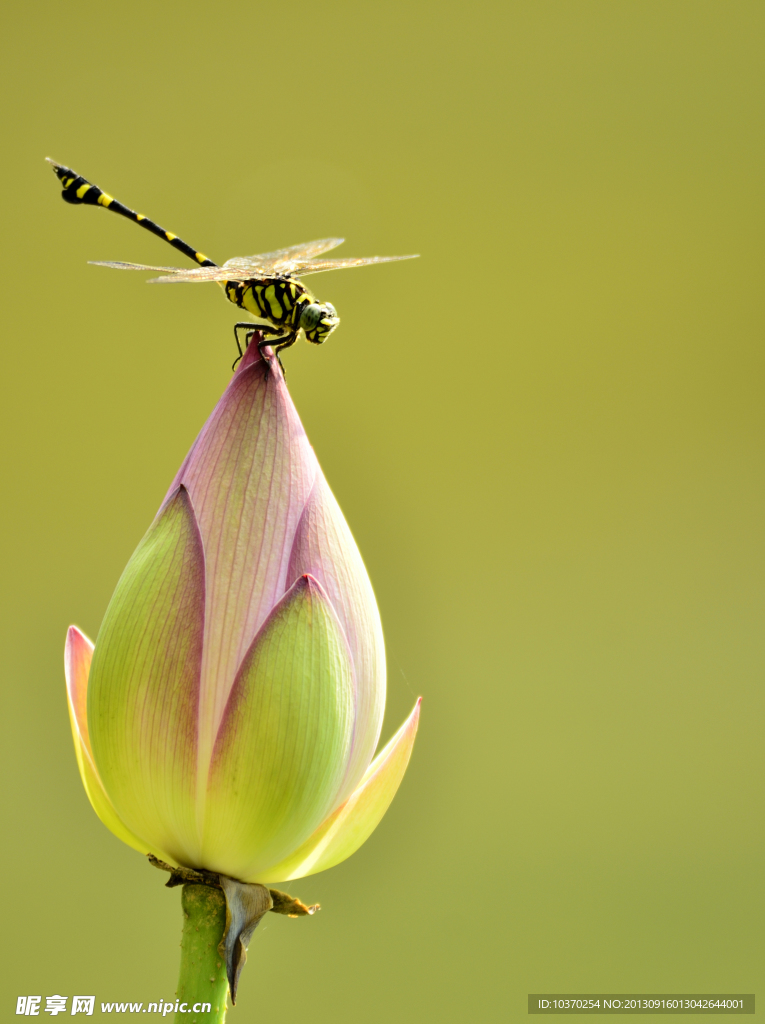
[64, 626, 166, 857]
[88, 487, 204, 866]
[202, 575, 355, 881]
[287, 472, 386, 804]
[259, 698, 421, 883]
[164, 346, 317, 803]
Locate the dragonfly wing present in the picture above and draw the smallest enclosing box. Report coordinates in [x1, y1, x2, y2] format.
[223, 238, 346, 276]
[148, 266, 246, 283]
[267, 238, 345, 269]
[135, 244, 418, 283]
[151, 240, 346, 282]
[89, 261, 188, 272]
[292, 254, 420, 276]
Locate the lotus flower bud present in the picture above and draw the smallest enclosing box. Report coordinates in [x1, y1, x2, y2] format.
[65, 343, 420, 883]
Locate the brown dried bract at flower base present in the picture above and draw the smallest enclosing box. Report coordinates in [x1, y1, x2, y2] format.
[148, 855, 320, 1003]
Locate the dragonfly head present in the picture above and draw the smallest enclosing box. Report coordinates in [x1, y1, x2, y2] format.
[300, 301, 340, 344]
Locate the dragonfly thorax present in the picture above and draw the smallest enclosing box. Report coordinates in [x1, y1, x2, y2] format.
[225, 277, 305, 328]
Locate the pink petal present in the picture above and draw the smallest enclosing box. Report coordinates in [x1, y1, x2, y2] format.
[65, 624, 94, 757]
[165, 347, 317, 781]
[287, 471, 386, 802]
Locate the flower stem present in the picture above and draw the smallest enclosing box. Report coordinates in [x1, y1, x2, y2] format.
[175, 884, 229, 1024]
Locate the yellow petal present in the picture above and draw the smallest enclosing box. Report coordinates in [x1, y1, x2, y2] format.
[65, 626, 166, 857]
[259, 698, 421, 883]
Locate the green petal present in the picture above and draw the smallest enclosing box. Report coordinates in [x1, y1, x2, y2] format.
[88, 487, 205, 865]
[202, 574, 355, 881]
[259, 698, 421, 883]
[65, 626, 170, 859]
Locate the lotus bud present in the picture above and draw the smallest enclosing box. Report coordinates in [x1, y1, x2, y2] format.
[65, 342, 420, 889]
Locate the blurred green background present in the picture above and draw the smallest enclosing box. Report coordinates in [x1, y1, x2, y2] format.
[1, 1, 762, 1020]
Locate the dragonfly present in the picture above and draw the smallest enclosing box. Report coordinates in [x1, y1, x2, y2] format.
[47, 158, 418, 374]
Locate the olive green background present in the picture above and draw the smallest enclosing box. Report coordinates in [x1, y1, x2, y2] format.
[1, 1, 762, 1021]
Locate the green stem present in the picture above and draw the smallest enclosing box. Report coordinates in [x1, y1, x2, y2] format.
[174, 884, 229, 1024]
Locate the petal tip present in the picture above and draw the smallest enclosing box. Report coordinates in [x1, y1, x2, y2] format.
[235, 334, 285, 384]
[66, 624, 93, 647]
[404, 696, 422, 727]
[293, 572, 332, 605]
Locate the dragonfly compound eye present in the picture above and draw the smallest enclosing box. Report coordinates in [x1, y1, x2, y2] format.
[300, 303, 324, 331]
[301, 302, 340, 344]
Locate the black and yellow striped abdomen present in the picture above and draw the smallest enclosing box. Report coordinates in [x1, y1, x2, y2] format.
[49, 160, 215, 269]
[225, 278, 312, 332]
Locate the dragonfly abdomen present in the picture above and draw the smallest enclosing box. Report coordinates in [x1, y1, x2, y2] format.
[48, 160, 215, 269]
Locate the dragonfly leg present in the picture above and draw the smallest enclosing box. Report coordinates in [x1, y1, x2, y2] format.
[273, 332, 300, 379]
[257, 331, 297, 381]
[232, 322, 284, 371]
